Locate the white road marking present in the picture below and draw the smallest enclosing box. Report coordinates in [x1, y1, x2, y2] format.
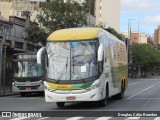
[128, 82, 142, 86]
[154, 117, 160, 120]
[128, 78, 160, 87]
[0, 97, 44, 100]
[95, 117, 112, 120]
[127, 85, 154, 99]
[125, 117, 140, 120]
[134, 79, 158, 81]
[143, 99, 152, 106]
[66, 117, 84, 120]
[10, 117, 28, 120]
[130, 98, 160, 99]
[37, 117, 49, 120]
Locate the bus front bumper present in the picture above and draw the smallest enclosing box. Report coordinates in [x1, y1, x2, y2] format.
[12, 83, 44, 93]
[45, 88, 104, 102]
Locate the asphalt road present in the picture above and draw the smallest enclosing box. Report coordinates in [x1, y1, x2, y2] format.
[0, 76, 160, 120]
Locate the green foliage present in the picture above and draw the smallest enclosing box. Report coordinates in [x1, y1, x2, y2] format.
[25, 26, 48, 48]
[132, 44, 160, 74]
[37, 0, 89, 33]
[104, 27, 125, 40]
[95, 25, 125, 41]
[132, 44, 160, 66]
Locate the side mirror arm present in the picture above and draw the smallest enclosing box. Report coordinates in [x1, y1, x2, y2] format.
[98, 44, 103, 61]
[37, 47, 46, 64]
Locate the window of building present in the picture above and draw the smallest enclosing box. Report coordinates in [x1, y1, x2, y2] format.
[27, 44, 34, 51]
[15, 42, 23, 49]
[90, 0, 95, 16]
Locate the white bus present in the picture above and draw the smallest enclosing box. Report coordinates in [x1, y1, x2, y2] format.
[37, 28, 128, 107]
[12, 52, 44, 96]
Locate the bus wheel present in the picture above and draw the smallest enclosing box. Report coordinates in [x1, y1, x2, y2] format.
[117, 83, 124, 99]
[99, 87, 108, 107]
[20, 92, 26, 97]
[56, 102, 65, 107]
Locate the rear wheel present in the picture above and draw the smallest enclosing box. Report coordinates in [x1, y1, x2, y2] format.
[117, 83, 124, 99]
[56, 102, 65, 107]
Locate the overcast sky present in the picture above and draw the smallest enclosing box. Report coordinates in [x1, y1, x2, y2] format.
[120, 0, 160, 36]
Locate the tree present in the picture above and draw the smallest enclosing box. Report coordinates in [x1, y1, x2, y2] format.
[105, 27, 125, 40]
[132, 43, 160, 76]
[25, 26, 48, 49]
[37, 0, 89, 33]
[96, 24, 125, 41]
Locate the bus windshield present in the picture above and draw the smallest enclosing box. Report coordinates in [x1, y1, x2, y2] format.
[46, 40, 98, 81]
[13, 60, 44, 77]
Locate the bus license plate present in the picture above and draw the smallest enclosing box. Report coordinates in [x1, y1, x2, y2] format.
[66, 96, 76, 100]
[26, 88, 31, 90]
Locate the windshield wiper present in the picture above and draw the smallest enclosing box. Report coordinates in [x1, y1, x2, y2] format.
[66, 57, 68, 70]
[55, 79, 60, 84]
[46, 78, 60, 84]
[55, 56, 69, 84]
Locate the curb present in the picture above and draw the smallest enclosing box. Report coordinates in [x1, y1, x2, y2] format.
[0, 93, 19, 97]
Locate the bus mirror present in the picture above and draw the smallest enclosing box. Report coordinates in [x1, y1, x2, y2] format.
[98, 44, 103, 61]
[37, 47, 46, 64]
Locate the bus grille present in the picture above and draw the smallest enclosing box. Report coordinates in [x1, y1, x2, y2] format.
[18, 85, 39, 90]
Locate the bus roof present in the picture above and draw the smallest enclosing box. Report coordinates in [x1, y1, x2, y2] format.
[47, 27, 102, 41]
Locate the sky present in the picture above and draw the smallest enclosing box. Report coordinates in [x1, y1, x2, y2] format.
[120, 0, 160, 36]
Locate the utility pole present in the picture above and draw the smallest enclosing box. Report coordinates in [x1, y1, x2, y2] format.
[2, 45, 6, 94]
[138, 19, 141, 44]
[0, 35, 3, 94]
[128, 19, 135, 64]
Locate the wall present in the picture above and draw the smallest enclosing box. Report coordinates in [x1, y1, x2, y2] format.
[95, 0, 121, 32]
[0, 1, 12, 20]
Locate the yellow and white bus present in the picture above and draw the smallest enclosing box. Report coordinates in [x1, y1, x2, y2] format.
[37, 27, 128, 107]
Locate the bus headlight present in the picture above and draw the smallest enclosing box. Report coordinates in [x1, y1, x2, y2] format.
[12, 82, 17, 87]
[44, 82, 55, 92]
[39, 80, 44, 86]
[85, 82, 100, 91]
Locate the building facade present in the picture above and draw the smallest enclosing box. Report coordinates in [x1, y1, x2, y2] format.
[0, 0, 43, 22]
[0, 16, 38, 52]
[9, 16, 38, 52]
[122, 31, 148, 44]
[154, 25, 160, 49]
[95, 0, 121, 32]
[0, 0, 121, 32]
[0, 16, 38, 95]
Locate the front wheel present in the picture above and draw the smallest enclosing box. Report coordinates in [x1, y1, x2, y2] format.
[56, 102, 65, 108]
[98, 87, 108, 107]
[20, 92, 26, 97]
[99, 96, 107, 107]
